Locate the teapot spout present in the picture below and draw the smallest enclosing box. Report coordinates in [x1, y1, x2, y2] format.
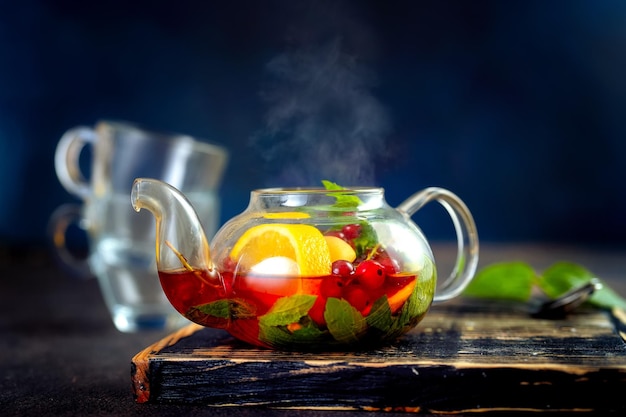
[131, 178, 215, 275]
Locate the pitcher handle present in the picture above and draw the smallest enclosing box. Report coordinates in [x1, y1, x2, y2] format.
[47, 204, 93, 279]
[54, 126, 96, 200]
[396, 187, 479, 302]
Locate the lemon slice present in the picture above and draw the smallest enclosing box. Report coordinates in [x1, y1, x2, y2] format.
[230, 224, 331, 277]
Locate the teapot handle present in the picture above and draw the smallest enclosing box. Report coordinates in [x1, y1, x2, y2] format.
[396, 187, 479, 302]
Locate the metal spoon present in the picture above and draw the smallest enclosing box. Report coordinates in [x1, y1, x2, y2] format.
[531, 278, 603, 319]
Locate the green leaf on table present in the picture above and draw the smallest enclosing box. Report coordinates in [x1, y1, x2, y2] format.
[463, 260, 626, 312]
[539, 261, 626, 310]
[538, 262, 594, 298]
[589, 284, 626, 310]
[463, 261, 537, 302]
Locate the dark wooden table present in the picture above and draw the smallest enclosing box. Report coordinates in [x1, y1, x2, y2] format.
[2, 243, 625, 415]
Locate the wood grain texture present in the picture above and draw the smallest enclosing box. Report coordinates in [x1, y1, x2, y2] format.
[131, 299, 626, 413]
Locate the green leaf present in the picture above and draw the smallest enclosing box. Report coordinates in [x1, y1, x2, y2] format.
[321, 180, 344, 191]
[394, 269, 434, 331]
[259, 294, 317, 326]
[463, 262, 536, 302]
[321, 180, 363, 208]
[192, 298, 256, 320]
[352, 221, 377, 259]
[324, 297, 367, 344]
[589, 284, 626, 310]
[539, 262, 593, 298]
[463, 260, 626, 313]
[366, 295, 393, 331]
[192, 299, 230, 319]
[258, 294, 327, 348]
[259, 320, 327, 348]
[321, 180, 379, 258]
[540, 262, 626, 310]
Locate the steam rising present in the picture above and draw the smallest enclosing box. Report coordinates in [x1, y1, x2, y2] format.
[253, 37, 391, 186]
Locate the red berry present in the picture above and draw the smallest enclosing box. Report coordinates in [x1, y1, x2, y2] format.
[371, 249, 400, 275]
[331, 260, 354, 277]
[355, 260, 385, 289]
[308, 296, 327, 326]
[320, 276, 344, 298]
[377, 254, 400, 275]
[343, 286, 371, 312]
[341, 224, 361, 240]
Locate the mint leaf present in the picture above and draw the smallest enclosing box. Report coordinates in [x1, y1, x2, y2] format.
[258, 294, 325, 348]
[259, 319, 327, 348]
[352, 221, 377, 258]
[321, 180, 379, 258]
[191, 298, 256, 320]
[589, 285, 626, 310]
[186, 298, 256, 328]
[539, 262, 593, 298]
[259, 294, 317, 326]
[463, 262, 537, 302]
[463, 260, 626, 312]
[192, 300, 230, 319]
[321, 180, 362, 208]
[366, 295, 393, 331]
[321, 179, 344, 191]
[540, 262, 626, 310]
[324, 297, 367, 344]
[394, 271, 434, 331]
[367, 268, 436, 339]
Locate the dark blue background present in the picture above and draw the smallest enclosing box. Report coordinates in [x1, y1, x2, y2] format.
[1, 0, 625, 247]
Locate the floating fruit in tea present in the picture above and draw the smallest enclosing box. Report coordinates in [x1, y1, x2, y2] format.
[158, 218, 435, 350]
[229, 223, 331, 277]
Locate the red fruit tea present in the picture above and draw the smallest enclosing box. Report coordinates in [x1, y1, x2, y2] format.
[158, 265, 419, 349]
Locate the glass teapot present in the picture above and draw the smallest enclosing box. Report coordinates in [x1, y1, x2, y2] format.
[131, 179, 478, 350]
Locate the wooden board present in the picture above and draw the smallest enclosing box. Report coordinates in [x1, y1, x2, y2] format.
[131, 300, 626, 413]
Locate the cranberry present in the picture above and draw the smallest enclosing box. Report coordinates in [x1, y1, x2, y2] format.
[377, 254, 400, 275]
[320, 276, 344, 298]
[372, 248, 402, 274]
[331, 260, 354, 277]
[355, 260, 386, 289]
[308, 296, 327, 326]
[343, 285, 371, 312]
[341, 224, 361, 240]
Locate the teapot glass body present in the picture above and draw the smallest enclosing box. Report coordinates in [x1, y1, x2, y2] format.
[132, 180, 478, 350]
